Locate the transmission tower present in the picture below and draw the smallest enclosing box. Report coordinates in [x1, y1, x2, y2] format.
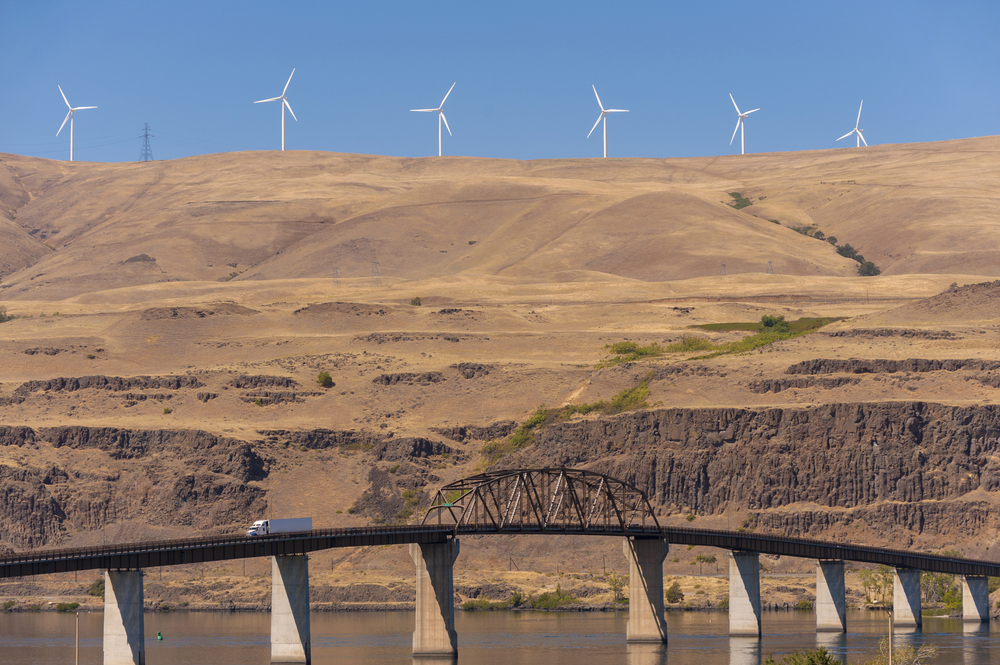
[139, 123, 154, 162]
[720, 262, 728, 275]
[371, 261, 382, 288]
[332, 266, 341, 287]
[766, 260, 774, 274]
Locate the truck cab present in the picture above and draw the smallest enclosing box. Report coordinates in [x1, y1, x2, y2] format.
[246, 520, 269, 537]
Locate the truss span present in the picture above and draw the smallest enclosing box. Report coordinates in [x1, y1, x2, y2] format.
[423, 468, 660, 534]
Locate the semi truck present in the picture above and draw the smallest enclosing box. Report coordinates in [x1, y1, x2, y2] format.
[245, 517, 312, 537]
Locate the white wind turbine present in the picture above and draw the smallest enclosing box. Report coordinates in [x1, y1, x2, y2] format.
[56, 86, 97, 162]
[254, 69, 297, 150]
[837, 100, 867, 147]
[410, 83, 455, 157]
[729, 93, 759, 155]
[587, 85, 628, 158]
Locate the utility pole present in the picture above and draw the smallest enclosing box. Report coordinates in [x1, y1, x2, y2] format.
[139, 123, 154, 162]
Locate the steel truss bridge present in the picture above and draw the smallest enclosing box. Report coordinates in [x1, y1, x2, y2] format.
[1, 468, 997, 578]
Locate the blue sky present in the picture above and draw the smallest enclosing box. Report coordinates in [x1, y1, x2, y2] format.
[1, 1, 996, 162]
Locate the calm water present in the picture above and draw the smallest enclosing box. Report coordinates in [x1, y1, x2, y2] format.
[1, 610, 997, 664]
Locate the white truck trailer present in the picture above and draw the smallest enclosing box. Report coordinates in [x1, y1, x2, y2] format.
[245, 517, 312, 537]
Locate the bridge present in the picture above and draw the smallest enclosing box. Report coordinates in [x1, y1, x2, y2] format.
[1, 468, 995, 664]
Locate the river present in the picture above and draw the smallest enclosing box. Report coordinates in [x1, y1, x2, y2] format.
[1, 609, 996, 664]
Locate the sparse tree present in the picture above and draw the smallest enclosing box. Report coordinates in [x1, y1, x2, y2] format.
[665, 580, 684, 603]
[607, 572, 628, 602]
[316, 371, 334, 388]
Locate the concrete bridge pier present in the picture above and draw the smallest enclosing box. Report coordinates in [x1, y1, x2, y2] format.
[893, 567, 922, 631]
[103, 569, 145, 665]
[623, 537, 669, 643]
[411, 539, 460, 656]
[815, 560, 847, 632]
[962, 575, 990, 623]
[271, 554, 311, 663]
[729, 551, 762, 637]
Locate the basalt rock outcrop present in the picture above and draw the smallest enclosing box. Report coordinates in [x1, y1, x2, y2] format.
[497, 402, 1000, 545]
[785, 359, 1000, 375]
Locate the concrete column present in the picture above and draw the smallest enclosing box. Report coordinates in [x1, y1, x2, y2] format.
[272, 555, 311, 664]
[962, 575, 989, 623]
[815, 560, 847, 632]
[410, 539, 460, 656]
[623, 537, 669, 643]
[103, 570, 145, 665]
[893, 567, 921, 630]
[729, 551, 762, 637]
[626, 642, 667, 665]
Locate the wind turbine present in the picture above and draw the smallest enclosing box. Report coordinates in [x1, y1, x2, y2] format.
[410, 83, 455, 157]
[837, 100, 867, 147]
[56, 86, 97, 162]
[729, 93, 759, 155]
[587, 85, 628, 158]
[254, 69, 297, 150]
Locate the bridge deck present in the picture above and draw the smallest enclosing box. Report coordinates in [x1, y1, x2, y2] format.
[1, 524, 997, 578]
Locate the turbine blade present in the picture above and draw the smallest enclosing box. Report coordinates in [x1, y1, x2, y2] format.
[859, 131, 868, 147]
[75, 106, 97, 110]
[440, 111, 452, 136]
[745, 108, 760, 114]
[856, 100, 863, 128]
[58, 85, 71, 109]
[284, 98, 297, 121]
[440, 82, 456, 107]
[587, 113, 603, 138]
[592, 85, 605, 112]
[730, 93, 741, 115]
[730, 118, 741, 145]
[605, 109, 629, 113]
[836, 130, 854, 141]
[255, 97, 281, 103]
[57, 110, 71, 136]
[410, 108, 437, 112]
[283, 68, 295, 96]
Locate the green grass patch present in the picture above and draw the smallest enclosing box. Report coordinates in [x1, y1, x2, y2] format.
[664, 336, 715, 352]
[670, 317, 843, 359]
[527, 585, 577, 609]
[728, 192, 751, 209]
[482, 406, 549, 463]
[462, 592, 524, 611]
[600, 341, 664, 366]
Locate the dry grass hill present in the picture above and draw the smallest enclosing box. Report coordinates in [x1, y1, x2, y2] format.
[0, 137, 998, 612]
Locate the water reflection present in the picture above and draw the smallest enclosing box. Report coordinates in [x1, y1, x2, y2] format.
[728, 637, 760, 665]
[627, 642, 667, 665]
[815, 631, 846, 657]
[412, 657, 456, 665]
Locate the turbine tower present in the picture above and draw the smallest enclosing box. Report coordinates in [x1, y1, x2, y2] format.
[410, 83, 455, 157]
[729, 93, 759, 155]
[254, 69, 297, 150]
[587, 85, 628, 158]
[837, 100, 867, 147]
[56, 86, 97, 162]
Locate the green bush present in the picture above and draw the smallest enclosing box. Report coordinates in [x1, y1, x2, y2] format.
[88, 578, 105, 598]
[0, 306, 10, 324]
[728, 192, 752, 209]
[857, 261, 881, 276]
[665, 581, 684, 603]
[2, 600, 14, 611]
[163, 407, 172, 414]
[760, 315, 790, 333]
[603, 341, 663, 365]
[410, 297, 422, 306]
[528, 584, 577, 609]
[793, 600, 813, 611]
[763, 647, 842, 665]
[56, 602, 80, 612]
[316, 371, 334, 388]
[686, 514, 696, 522]
[609, 383, 649, 412]
[664, 336, 714, 353]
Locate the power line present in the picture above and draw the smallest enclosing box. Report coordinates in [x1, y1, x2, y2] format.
[139, 124, 154, 162]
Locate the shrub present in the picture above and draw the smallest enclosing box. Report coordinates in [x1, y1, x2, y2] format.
[0, 306, 10, 324]
[86, 354, 96, 360]
[2, 600, 14, 611]
[603, 341, 663, 365]
[728, 192, 751, 209]
[763, 647, 842, 665]
[760, 315, 790, 333]
[316, 371, 334, 388]
[163, 407, 172, 414]
[665, 581, 684, 603]
[410, 297, 422, 306]
[686, 514, 696, 522]
[826, 236, 838, 245]
[664, 336, 714, 353]
[857, 261, 881, 276]
[528, 584, 577, 609]
[56, 602, 80, 612]
[607, 572, 627, 601]
[793, 600, 813, 611]
[88, 578, 105, 598]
